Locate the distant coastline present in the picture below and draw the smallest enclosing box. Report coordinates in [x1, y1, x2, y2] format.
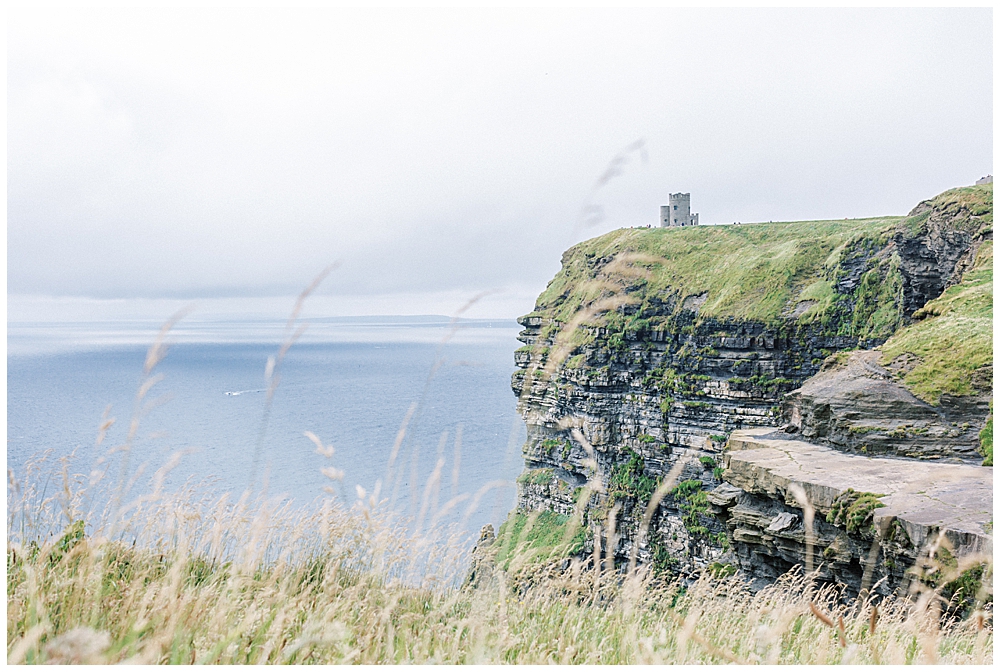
[7, 315, 523, 357]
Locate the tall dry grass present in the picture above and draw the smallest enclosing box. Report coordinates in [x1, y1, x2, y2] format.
[6, 470, 993, 664]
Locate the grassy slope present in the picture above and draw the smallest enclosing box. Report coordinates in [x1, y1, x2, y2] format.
[492, 509, 586, 571]
[7, 514, 992, 664]
[534, 216, 901, 326]
[879, 186, 993, 404]
[881, 239, 992, 404]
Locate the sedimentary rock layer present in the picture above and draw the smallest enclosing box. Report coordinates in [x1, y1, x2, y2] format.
[721, 427, 992, 595]
[784, 350, 990, 461]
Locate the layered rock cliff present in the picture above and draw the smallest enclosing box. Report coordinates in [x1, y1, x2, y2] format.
[507, 185, 993, 594]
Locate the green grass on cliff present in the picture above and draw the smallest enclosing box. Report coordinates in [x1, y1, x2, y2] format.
[903, 184, 994, 235]
[488, 510, 586, 571]
[534, 215, 902, 327]
[880, 239, 993, 404]
[530, 185, 992, 407]
[825, 489, 886, 536]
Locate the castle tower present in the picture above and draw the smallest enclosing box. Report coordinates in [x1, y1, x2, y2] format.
[660, 192, 699, 227]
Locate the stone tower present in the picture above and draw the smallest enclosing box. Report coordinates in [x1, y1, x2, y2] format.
[660, 193, 699, 227]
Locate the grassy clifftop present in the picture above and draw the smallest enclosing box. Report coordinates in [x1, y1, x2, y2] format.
[904, 183, 993, 234]
[535, 215, 902, 327]
[527, 185, 992, 404]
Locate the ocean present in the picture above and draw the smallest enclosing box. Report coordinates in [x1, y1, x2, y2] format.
[7, 316, 527, 546]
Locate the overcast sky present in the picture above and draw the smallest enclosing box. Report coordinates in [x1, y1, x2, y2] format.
[7, 7, 993, 320]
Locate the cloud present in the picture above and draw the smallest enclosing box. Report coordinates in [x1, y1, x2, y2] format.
[7, 7, 992, 314]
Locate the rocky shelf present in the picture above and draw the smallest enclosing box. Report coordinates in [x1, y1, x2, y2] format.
[719, 427, 992, 593]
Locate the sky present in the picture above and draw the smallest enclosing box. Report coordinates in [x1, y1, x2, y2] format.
[7, 7, 993, 321]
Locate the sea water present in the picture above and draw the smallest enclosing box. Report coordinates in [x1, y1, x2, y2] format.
[7, 316, 526, 547]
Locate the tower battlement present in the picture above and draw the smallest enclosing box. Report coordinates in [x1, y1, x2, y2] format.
[660, 193, 699, 227]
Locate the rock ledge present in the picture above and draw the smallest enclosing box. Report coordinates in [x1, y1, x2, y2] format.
[719, 427, 992, 593]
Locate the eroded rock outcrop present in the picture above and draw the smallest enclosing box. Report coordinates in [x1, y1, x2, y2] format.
[783, 350, 990, 462]
[512, 313, 856, 575]
[895, 192, 991, 314]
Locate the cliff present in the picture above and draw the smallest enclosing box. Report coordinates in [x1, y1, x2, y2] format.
[506, 185, 992, 596]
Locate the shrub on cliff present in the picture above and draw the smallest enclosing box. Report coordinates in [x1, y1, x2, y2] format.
[607, 450, 659, 504]
[825, 489, 886, 536]
[669, 480, 711, 537]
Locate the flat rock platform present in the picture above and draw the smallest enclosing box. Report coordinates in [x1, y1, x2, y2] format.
[725, 427, 993, 555]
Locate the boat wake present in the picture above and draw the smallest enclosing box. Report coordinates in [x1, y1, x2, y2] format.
[224, 388, 265, 397]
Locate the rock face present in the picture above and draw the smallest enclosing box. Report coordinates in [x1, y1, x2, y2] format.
[512, 315, 858, 575]
[721, 428, 992, 596]
[508, 185, 993, 593]
[783, 350, 991, 462]
[895, 195, 988, 314]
